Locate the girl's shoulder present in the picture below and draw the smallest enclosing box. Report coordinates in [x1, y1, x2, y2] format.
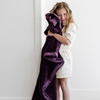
[63, 22, 77, 36]
[67, 23, 76, 31]
[62, 23, 77, 34]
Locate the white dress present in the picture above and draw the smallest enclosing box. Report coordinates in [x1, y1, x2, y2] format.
[56, 23, 77, 78]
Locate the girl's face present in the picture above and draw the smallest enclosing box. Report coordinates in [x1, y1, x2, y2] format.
[56, 8, 67, 25]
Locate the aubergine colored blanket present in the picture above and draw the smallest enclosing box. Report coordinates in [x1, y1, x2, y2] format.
[32, 13, 64, 100]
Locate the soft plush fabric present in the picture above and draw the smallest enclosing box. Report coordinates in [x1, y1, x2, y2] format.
[31, 12, 64, 100]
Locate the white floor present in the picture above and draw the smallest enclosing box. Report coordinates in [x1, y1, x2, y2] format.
[60, 88, 100, 100]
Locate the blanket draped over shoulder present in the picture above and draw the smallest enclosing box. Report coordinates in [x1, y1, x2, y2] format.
[32, 12, 64, 100]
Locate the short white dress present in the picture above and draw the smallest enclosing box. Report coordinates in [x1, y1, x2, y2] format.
[56, 23, 77, 78]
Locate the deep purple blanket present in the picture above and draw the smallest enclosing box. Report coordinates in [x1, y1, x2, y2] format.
[32, 13, 64, 100]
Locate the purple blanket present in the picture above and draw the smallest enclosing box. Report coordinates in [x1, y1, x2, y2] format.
[32, 13, 64, 100]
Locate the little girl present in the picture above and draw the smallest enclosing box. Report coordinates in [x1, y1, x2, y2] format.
[46, 2, 78, 100]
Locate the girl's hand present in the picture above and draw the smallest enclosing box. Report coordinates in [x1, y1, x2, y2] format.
[48, 30, 54, 36]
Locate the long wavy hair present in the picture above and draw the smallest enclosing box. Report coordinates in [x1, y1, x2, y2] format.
[49, 2, 78, 33]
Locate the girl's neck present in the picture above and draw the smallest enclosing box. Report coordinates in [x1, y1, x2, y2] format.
[63, 23, 66, 26]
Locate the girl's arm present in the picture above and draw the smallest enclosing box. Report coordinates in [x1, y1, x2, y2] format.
[53, 33, 71, 45]
[48, 30, 71, 45]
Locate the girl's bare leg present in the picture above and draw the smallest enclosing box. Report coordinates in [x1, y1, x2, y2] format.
[56, 78, 61, 100]
[60, 78, 70, 100]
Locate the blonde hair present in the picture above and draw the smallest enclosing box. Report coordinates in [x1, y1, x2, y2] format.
[50, 2, 78, 33]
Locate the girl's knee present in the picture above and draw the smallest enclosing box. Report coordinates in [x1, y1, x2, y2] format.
[60, 78, 68, 90]
[56, 78, 60, 84]
[56, 78, 61, 88]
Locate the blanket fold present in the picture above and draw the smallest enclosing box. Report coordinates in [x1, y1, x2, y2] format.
[32, 12, 64, 100]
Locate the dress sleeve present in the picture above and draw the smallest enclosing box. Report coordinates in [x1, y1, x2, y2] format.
[64, 23, 77, 43]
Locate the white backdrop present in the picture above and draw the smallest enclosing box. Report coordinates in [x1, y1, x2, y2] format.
[0, 0, 36, 100]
